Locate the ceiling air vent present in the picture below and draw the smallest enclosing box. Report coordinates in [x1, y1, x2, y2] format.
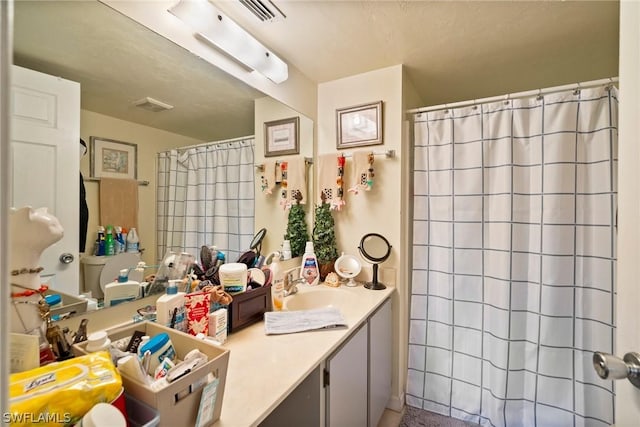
[239, 0, 286, 22]
[133, 97, 174, 112]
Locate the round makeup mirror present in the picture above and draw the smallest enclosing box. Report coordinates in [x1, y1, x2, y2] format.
[358, 233, 392, 290]
[250, 228, 267, 257]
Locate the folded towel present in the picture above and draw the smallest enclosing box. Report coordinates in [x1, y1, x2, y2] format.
[264, 306, 347, 335]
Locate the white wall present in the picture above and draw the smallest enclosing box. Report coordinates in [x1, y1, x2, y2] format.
[318, 64, 406, 407]
[614, 1, 640, 424]
[80, 110, 204, 265]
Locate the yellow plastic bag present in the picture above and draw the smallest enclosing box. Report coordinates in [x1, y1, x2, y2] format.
[8, 351, 122, 426]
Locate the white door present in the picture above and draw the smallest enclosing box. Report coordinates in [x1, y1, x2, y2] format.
[10, 65, 80, 295]
[612, 1, 640, 425]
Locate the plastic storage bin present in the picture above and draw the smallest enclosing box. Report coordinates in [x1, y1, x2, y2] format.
[74, 322, 229, 427]
[125, 393, 160, 427]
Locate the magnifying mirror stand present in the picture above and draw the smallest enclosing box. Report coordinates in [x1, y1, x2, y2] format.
[365, 264, 386, 290]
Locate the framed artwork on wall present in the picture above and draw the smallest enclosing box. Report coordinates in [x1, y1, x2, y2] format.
[90, 136, 138, 179]
[336, 101, 383, 149]
[264, 116, 300, 157]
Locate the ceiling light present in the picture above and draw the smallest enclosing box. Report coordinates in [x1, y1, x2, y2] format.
[168, 0, 289, 84]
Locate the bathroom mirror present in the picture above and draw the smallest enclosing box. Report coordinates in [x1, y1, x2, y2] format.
[358, 233, 392, 290]
[11, 1, 314, 318]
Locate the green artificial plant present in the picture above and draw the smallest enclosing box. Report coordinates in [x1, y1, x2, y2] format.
[285, 195, 309, 258]
[312, 200, 339, 265]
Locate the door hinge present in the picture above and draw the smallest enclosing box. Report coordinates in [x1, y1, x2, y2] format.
[323, 368, 330, 387]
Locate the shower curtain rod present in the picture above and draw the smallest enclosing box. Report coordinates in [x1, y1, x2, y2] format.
[159, 134, 255, 155]
[407, 77, 619, 115]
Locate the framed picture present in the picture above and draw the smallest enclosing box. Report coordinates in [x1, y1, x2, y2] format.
[264, 116, 300, 157]
[336, 101, 383, 149]
[90, 137, 138, 179]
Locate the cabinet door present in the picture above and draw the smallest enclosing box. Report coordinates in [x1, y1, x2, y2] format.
[326, 323, 368, 427]
[369, 299, 392, 426]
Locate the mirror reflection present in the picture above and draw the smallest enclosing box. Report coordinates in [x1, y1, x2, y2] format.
[11, 1, 314, 320]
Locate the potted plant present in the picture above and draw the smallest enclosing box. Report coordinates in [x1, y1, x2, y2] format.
[312, 197, 339, 280]
[285, 193, 309, 258]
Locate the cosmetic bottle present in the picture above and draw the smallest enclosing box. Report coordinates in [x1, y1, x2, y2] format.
[156, 282, 186, 332]
[270, 252, 284, 311]
[300, 241, 319, 285]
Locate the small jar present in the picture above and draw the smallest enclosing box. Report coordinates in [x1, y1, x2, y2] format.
[138, 332, 176, 375]
[78, 402, 126, 427]
[44, 294, 62, 310]
[85, 330, 111, 352]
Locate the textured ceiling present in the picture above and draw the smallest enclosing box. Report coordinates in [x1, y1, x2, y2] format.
[13, 0, 264, 142]
[218, 0, 619, 107]
[13, 1, 619, 141]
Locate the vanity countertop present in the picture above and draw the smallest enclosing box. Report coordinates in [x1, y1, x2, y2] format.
[213, 283, 395, 427]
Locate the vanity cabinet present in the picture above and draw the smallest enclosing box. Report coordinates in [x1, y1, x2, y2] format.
[325, 298, 392, 427]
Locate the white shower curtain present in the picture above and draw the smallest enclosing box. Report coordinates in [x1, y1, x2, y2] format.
[156, 137, 255, 263]
[409, 86, 618, 427]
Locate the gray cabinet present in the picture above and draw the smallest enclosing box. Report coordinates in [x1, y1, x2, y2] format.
[325, 298, 392, 427]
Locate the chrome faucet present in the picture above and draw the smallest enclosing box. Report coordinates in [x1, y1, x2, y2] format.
[284, 267, 304, 297]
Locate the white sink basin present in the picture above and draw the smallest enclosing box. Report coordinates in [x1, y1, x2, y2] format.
[284, 286, 358, 312]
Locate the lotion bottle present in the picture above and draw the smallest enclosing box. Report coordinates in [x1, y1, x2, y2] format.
[270, 252, 284, 311]
[300, 241, 320, 286]
[104, 269, 141, 307]
[156, 282, 186, 332]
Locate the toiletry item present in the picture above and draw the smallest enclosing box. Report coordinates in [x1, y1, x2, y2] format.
[44, 294, 62, 310]
[282, 240, 292, 260]
[208, 307, 228, 344]
[104, 225, 115, 256]
[300, 241, 320, 285]
[129, 261, 146, 283]
[85, 330, 111, 352]
[104, 269, 141, 307]
[116, 354, 150, 384]
[156, 282, 186, 331]
[270, 252, 285, 311]
[114, 226, 124, 254]
[219, 262, 248, 295]
[154, 357, 175, 380]
[126, 227, 139, 253]
[138, 332, 176, 375]
[97, 226, 106, 256]
[78, 402, 126, 427]
[215, 251, 226, 267]
[124, 330, 146, 353]
[185, 291, 211, 336]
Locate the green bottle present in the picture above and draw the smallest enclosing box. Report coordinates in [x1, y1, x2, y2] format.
[105, 225, 115, 256]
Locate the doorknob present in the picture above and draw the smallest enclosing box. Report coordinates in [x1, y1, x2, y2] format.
[593, 351, 640, 389]
[59, 253, 74, 264]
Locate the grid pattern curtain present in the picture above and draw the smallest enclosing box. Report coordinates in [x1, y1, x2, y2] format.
[408, 86, 618, 427]
[157, 137, 255, 263]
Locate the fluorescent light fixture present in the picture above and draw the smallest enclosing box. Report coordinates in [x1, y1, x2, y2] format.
[168, 0, 289, 84]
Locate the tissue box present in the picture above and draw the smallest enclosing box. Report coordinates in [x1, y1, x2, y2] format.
[73, 322, 229, 427]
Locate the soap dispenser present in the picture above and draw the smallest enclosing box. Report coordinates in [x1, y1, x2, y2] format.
[104, 269, 141, 307]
